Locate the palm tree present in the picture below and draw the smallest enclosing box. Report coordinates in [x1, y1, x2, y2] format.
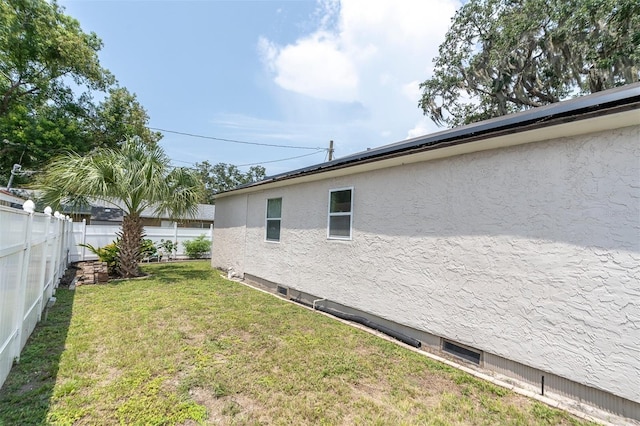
[36, 138, 204, 278]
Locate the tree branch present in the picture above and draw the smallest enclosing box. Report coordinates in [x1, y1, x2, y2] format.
[0, 78, 24, 116]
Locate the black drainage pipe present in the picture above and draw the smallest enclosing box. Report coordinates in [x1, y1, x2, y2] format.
[314, 305, 421, 348]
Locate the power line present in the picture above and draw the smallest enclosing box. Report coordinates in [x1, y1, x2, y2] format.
[171, 149, 326, 169]
[150, 127, 326, 151]
[170, 159, 195, 165]
[235, 150, 326, 167]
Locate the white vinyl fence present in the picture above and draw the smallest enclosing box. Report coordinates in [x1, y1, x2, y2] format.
[0, 211, 212, 389]
[71, 221, 213, 262]
[0, 203, 74, 389]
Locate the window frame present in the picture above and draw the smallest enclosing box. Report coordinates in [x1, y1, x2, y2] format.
[327, 187, 353, 240]
[265, 197, 282, 242]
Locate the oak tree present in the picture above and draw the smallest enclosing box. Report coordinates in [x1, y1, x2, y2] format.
[92, 87, 162, 147]
[0, 0, 113, 116]
[419, 0, 640, 127]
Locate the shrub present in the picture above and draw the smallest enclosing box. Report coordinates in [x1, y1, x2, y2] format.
[79, 241, 119, 275]
[140, 239, 158, 260]
[158, 239, 177, 261]
[182, 235, 210, 259]
[80, 238, 158, 272]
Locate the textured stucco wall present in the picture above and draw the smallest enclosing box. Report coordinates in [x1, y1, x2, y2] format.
[211, 194, 247, 275]
[212, 125, 640, 403]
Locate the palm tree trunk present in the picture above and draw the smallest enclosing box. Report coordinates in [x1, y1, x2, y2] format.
[118, 213, 143, 278]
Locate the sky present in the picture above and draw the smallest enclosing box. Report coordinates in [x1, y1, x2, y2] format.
[59, 0, 461, 176]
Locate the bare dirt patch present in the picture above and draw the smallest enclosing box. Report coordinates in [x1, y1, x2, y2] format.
[189, 388, 263, 425]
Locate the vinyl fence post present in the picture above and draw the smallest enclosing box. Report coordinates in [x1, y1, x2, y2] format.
[36, 215, 51, 321]
[43, 211, 56, 304]
[80, 218, 87, 261]
[66, 218, 73, 267]
[173, 221, 178, 259]
[59, 218, 70, 285]
[14, 209, 34, 363]
[50, 217, 62, 291]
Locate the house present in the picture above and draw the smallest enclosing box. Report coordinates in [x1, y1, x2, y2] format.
[211, 83, 640, 421]
[0, 189, 25, 208]
[62, 200, 215, 228]
[5, 190, 215, 228]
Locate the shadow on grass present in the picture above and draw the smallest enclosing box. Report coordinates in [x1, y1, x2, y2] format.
[0, 287, 75, 425]
[141, 260, 213, 284]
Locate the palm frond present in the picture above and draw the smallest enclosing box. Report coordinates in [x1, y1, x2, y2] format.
[33, 137, 206, 278]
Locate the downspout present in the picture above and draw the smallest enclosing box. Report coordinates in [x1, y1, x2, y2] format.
[240, 194, 249, 278]
[312, 302, 421, 348]
[312, 298, 326, 310]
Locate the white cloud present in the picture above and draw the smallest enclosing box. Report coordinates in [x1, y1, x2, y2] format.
[402, 80, 422, 104]
[257, 37, 278, 71]
[268, 32, 359, 102]
[407, 117, 434, 139]
[258, 0, 461, 154]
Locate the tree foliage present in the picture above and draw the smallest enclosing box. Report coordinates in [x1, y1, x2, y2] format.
[0, 87, 159, 186]
[36, 138, 204, 278]
[0, 0, 113, 116]
[0, 1, 159, 187]
[419, 0, 640, 127]
[194, 161, 266, 204]
[0, 93, 95, 184]
[92, 87, 162, 147]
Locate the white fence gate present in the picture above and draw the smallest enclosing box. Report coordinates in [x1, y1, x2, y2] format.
[0, 204, 73, 389]
[70, 221, 213, 262]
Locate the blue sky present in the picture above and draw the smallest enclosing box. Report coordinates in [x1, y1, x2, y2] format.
[59, 0, 461, 176]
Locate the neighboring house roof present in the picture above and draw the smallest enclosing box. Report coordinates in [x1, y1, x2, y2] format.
[87, 199, 215, 221]
[91, 206, 124, 222]
[139, 203, 215, 221]
[218, 82, 640, 198]
[0, 189, 26, 206]
[9, 189, 215, 221]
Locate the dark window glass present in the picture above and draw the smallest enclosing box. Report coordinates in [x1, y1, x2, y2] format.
[266, 198, 282, 241]
[329, 216, 351, 238]
[266, 219, 281, 241]
[330, 190, 352, 213]
[267, 198, 282, 218]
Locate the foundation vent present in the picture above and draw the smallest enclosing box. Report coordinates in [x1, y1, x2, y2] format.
[443, 340, 481, 365]
[276, 286, 288, 296]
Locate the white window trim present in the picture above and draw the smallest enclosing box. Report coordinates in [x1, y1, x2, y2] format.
[265, 197, 282, 243]
[327, 187, 353, 240]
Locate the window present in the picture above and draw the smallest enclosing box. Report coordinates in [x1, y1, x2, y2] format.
[266, 198, 282, 241]
[328, 188, 353, 239]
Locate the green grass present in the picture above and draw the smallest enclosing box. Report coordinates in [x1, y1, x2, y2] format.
[0, 261, 594, 425]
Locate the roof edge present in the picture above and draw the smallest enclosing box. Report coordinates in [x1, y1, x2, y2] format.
[217, 83, 640, 199]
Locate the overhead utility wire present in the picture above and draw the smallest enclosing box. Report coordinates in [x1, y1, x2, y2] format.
[149, 127, 326, 151]
[235, 149, 326, 167]
[170, 149, 326, 169]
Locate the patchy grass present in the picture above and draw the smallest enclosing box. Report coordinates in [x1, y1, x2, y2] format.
[0, 261, 593, 425]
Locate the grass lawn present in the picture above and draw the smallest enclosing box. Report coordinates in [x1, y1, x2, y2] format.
[0, 261, 593, 425]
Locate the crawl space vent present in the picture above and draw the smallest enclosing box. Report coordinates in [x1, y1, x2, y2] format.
[443, 340, 481, 365]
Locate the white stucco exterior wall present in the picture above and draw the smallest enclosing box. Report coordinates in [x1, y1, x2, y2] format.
[211, 194, 247, 275]
[212, 125, 640, 404]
